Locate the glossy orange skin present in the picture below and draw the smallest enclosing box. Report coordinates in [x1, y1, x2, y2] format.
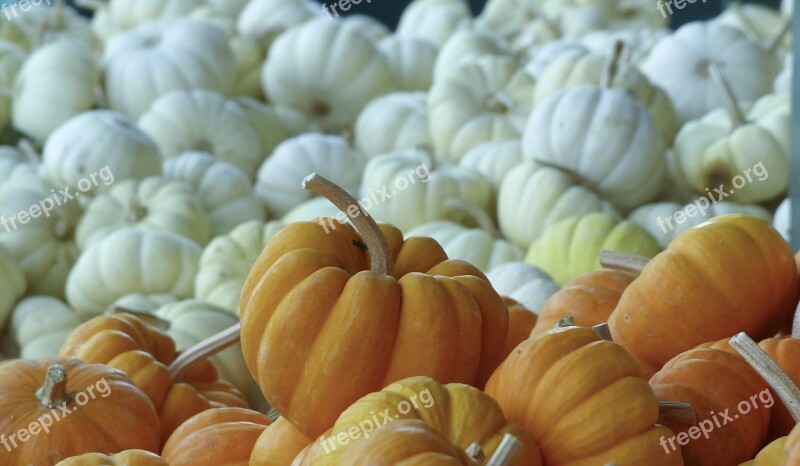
[162, 407, 270, 466]
[531, 269, 634, 336]
[0, 358, 161, 465]
[503, 298, 537, 356]
[250, 417, 313, 466]
[55, 449, 168, 466]
[650, 347, 771, 465]
[486, 326, 681, 466]
[240, 221, 508, 438]
[609, 216, 798, 377]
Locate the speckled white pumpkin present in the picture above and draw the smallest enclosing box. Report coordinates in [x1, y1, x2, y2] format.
[195, 219, 285, 312]
[255, 134, 367, 217]
[104, 19, 236, 119]
[485, 262, 559, 314]
[163, 151, 266, 238]
[42, 110, 162, 194]
[66, 227, 201, 320]
[354, 92, 432, 159]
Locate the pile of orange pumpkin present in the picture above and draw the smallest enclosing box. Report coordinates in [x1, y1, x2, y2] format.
[0, 173, 799, 466]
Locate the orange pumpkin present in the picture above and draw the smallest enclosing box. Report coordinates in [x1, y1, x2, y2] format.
[486, 325, 681, 465]
[162, 407, 271, 466]
[503, 297, 537, 356]
[649, 346, 771, 465]
[239, 174, 508, 438]
[0, 358, 161, 464]
[55, 449, 168, 466]
[250, 416, 314, 466]
[608, 215, 798, 377]
[531, 269, 634, 336]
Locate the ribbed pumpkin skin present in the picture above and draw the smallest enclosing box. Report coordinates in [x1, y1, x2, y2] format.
[531, 270, 634, 336]
[239, 220, 508, 438]
[307, 376, 541, 466]
[485, 326, 681, 466]
[783, 424, 800, 465]
[504, 297, 537, 356]
[609, 215, 798, 377]
[162, 407, 271, 466]
[55, 449, 168, 466]
[0, 358, 161, 465]
[250, 417, 313, 466]
[650, 347, 771, 465]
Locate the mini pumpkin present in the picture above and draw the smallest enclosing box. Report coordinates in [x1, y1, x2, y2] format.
[485, 262, 559, 314]
[353, 92, 431, 159]
[250, 416, 314, 466]
[10, 296, 81, 359]
[395, 0, 472, 47]
[55, 449, 168, 466]
[377, 36, 438, 92]
[458, 139, 523, 195]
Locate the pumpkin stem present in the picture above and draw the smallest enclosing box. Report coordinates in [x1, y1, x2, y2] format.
[17, 139, 40, 166]
[302, 173, 394, 276]
[766, 16, 791, 54]
[444, 199, 499, 239]
[486, 433, 521, 466]
[108, 306, 171, 332]
[167, 323, 241, 381]
[729, 332, 800, 422]
[36, 364, 72, 408]
[658, 401, 697, 425]
[592, 323, 612, 341]
[599, 250, 648, 274]
[465, 443, 485, 463]
[600, 40, 624, 89]
[556, 317, 575, 328]
[708, 63, 746, 127]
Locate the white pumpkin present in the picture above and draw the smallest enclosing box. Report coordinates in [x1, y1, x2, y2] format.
[497, 161, 620, 248]
[255, 134, 367, 217]
[282, 197, 342, 223]
[533, 46, 679, 144]
[10, 296, 80, 359]
[341, 14, 391, 42]
[485, 262, 559, 314]
[354, 92, 432, 159]
[0, 144, 41, 189]
[774, 53, 791, 93]
[0, 243, 24, 327]
[657, 149, 695, 204]
[209, 0, 249, 17]
[14, 0, 99, 51]
[236, 0, 319, 47]
[230, 35, 265, 99]
[715, 3, 790, 54]
[396, 0, 473, 47]
[195, 219, 285, 312]
[458, 139, 523, 194]
[377, 36, 438, 92]
[13, 38, 101, 143]
[76, 176, 210, 250]
[189, 4, 236, 36]
[429, 55, 535, 162]
[85, 0, 203, 42]
[0, 41, 25, 130]
[111, 292, 178, 313]
[406, 198, 523, 272]
[0, 183, 81, 299]
[42, 110, 162, 194]
[541, 0, 666, 37]
[641, 21, 780, 123]
[774, 198, 790, 241]
[261, 18, 396, 133]
[360, 148, 492, 232]
[233, 97, 289, 157]
[476, 0, 539, 37]
[628, 201, 773, 248]
[163, 151, 266, 238]
[432, 28, 511, 81]
[524, 86, 666, 211]
[674, 91, 788, 204]
[523, 40, 587, 79]
[138, 89, 265, 178]
[506, 17, 561, 62]
[66, 227, 201, 320]
[580, 28, 670, 66]
[104, 18, 235, 119]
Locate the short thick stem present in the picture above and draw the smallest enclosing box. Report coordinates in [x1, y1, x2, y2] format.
[658, 401, 697, 425]
[486, 434, 521, 466]
[600, 41, 624, 89]
[465, 443, 485, 463]
[444, 199, 499, 239]
[592, 323, 612, 341]
[167, 323, 241, 381]
[709, 63, 746, 127]
[730, 332, 800, 422]
[599, 250, 649, 275]
[36, 364, 71, 409]
[302, 173, 393, 276]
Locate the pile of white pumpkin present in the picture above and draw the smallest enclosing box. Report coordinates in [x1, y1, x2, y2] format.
[0, 0, 793, 406]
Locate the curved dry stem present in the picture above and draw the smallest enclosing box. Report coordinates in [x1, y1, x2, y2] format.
[730, 332, 800, 422]
[108, 306, 171, 332]
[600, 40, 624, 89]
[36, 364, 71, 408]
[592, 323, 612, 341]
[465, 443, 485, 463]
[302, 173, 393, 276]
[709, 63, 746, 127]
[766, 16, 791, 53]
[167, 323, 241, 381]
[658, 401, 697, 425]
[444, 199, 499, 239]
[599, 250, 649, 274]
[486, 433, 521, 466]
